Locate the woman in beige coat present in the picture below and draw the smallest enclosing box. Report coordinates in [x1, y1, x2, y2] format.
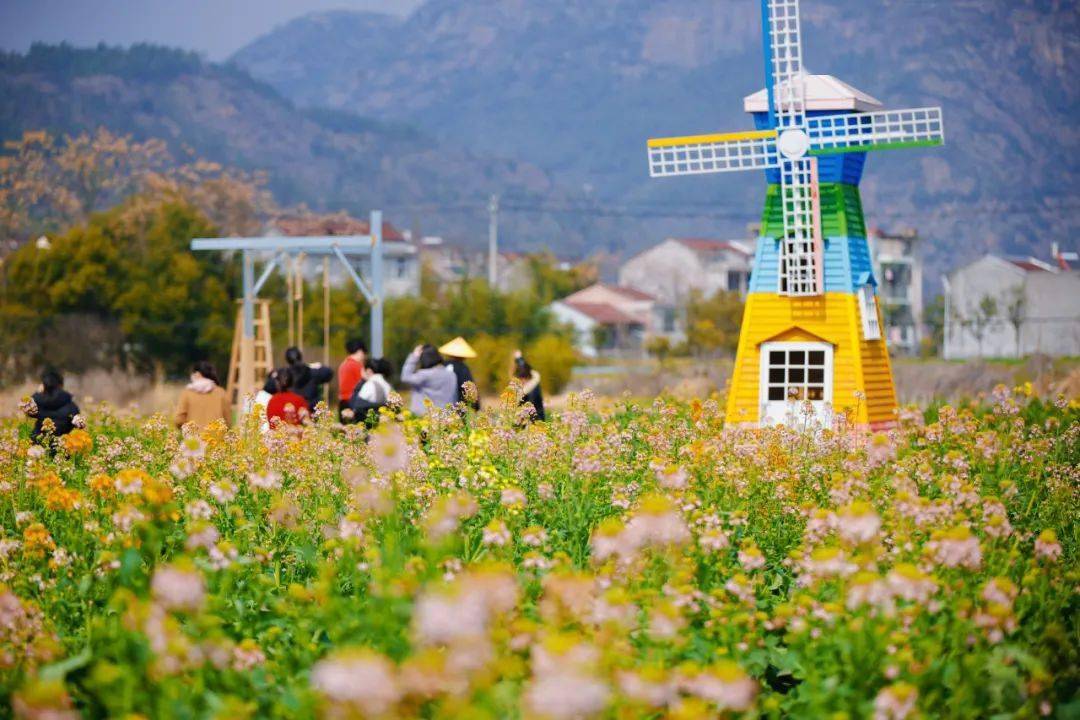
[174, 361, 231, 429]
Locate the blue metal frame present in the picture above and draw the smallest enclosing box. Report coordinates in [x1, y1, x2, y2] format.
[190, 210, 390, 357]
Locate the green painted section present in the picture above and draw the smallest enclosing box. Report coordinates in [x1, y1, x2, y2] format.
[809, 138, 944, 156]
[760, 182, 867, 239]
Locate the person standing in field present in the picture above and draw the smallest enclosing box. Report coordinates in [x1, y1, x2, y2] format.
[513, 351, 546, 422]
[265, 367, 310, 428]
[337, 338, 367, 422]
[286, 346, 333, 412]
[401, 344, 457, 416]
[24, 369, 81, 446]
[174, 361, 231, 429]
[439, 336, 480, 410]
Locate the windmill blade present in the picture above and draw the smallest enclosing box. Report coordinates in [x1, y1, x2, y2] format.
[777, 156, 820, 297]
[806, 107, 944, 155]
[647, 130, 778, 178]
[764, 0, 807, 130]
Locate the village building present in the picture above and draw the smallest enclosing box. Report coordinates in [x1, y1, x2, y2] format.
[548, 283, 665, 357]
[869, 227, 924, 355]
[943, 247, 1080, 359]
[618, 238, 753, 307]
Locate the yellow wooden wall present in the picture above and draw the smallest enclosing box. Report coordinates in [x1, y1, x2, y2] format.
[724, 293, 898, 427]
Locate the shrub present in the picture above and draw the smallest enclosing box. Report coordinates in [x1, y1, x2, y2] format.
[525, 333, 577, 395]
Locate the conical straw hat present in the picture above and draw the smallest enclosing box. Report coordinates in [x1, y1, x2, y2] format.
[439, 336, 477, 359]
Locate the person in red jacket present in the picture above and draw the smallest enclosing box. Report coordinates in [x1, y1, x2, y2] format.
[337, 338, 367, 422]
[265, 367, 310, 428]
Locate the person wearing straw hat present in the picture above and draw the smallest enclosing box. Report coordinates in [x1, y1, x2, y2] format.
[439, 336, 480, 410]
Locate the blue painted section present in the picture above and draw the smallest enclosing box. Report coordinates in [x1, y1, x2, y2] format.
[760, 0, 776, 129]
[752, 111, 868, 185]
[748, 235, 878, 295]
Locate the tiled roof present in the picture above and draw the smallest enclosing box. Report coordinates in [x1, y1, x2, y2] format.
[674, 238, 752, 255]
[564, 301, 641, 325]
[1008, 258, 1054, 273]
[270, 213, 406, 242]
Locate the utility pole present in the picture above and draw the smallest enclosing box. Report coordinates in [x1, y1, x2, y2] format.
[488, 193, 499, 287]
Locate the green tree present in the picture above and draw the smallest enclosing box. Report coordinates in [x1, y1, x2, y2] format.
[0, 197, 237, 379]
[684, 290, 743, 356]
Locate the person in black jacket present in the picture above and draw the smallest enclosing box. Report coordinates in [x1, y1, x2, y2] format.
[285, 347, 333, 411]
[438, 337, 480, 411]
[25, 369, 81, 445]
[348, 357, 393, 426]
[513, 352, 545, 422]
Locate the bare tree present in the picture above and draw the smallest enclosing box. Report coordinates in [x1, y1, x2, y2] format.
[1005, 285, 1027, 358]
[968, 294, 999, 358]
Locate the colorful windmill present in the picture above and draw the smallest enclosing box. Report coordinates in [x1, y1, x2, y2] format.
[646, 0, 944, 428]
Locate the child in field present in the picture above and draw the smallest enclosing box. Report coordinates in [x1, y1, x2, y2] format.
[265, 367, 310, 428]
[174, 361, 231, 429]
[24, 369, 81, 446]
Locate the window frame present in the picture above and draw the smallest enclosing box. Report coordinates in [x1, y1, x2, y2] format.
[759, 341, 834, 409]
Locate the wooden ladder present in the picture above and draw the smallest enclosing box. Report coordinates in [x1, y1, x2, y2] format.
[226, 300, 274, 407]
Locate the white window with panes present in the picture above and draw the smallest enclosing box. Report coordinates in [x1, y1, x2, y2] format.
[759, 341, 834, 426]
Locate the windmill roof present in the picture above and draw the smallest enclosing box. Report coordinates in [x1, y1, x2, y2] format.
[744, 74, 883, 113]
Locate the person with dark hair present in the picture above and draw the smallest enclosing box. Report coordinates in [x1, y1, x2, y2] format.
[400, 344, 457, 416]
[348, 357, 393, 426]
[174, 361, 231, 429]
[439, 337, 480, 410]
[337, 338, 368, 421]
[265, 366, 310, 428]
[513, 351, 545, 422]
[285, 346, 333, 412]
[25, 369, 81, 445]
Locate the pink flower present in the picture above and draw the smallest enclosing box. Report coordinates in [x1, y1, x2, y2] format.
[310, 649, 401, 716]
[836, 502, 881, 545]
[368, 423, 412, 477]
[929, 527, 982, 570]
[1034, 530, 1062, 562]
[874, 683, 918, 720]
[151, 564, 205, 612]
[679, 661, 757, 712]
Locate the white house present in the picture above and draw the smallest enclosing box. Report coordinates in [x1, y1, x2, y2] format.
[869, 227, 924, 355]
[618, 238, 753, 308]
[548, 283, 662, 357]
[943, 251, 1080, 359]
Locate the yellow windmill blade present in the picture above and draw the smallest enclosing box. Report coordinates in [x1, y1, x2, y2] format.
[646, 129, 778, 177]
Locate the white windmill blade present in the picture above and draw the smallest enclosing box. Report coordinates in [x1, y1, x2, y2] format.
[777, 156, 821, 297]
[766, 0, 807, 130]
[647, 130, 778, 178]
[806, 106, 945, 154]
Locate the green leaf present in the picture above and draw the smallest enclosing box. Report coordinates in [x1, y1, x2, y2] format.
[39, 647, 92, 681]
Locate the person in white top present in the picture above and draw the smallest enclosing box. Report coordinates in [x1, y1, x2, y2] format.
[349, 357, 393, 425]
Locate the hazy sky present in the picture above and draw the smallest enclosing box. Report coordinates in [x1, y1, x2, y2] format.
[0, 0, 424, 60]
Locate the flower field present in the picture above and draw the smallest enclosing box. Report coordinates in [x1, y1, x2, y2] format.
[2, 388, 1077, 719]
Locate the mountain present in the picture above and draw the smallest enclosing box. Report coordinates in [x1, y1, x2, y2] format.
[233, 0, 1080, 282]
[0, 43, 592, 253]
